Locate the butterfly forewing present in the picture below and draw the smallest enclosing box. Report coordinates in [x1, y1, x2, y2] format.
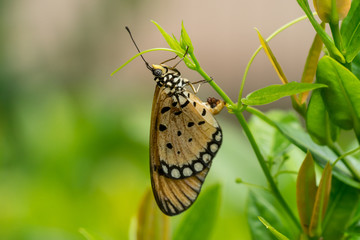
[150, 85, 222, 216]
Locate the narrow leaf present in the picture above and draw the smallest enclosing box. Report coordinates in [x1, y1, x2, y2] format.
[352, 52, 360, 80]
[151, 21, 182, 53]
[277, 122, 360, 189]
[258, 217, 290, 240]
[299, 23, 325, 104]
[306, 89, 338, 145]
[173, 184, 221, 240]
[316, 56, 360, 138]
[241, 82, 327, 106]
[309, 163, 332, 237]
[340, 0, 360, 62]
[296, 151, 317, 234]
[136, 189, 170, 240]
[322, 178, 360, 240]
[256, 28, 288, 84]
[246, 108, 360, 189]
[180, 22, 194, 53]
[248, 111, 293, 158]
[247, 190, 299, 240]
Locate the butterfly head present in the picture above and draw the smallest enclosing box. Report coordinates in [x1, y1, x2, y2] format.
[151, 64, 188, 95]
[151, 64, 181, 78]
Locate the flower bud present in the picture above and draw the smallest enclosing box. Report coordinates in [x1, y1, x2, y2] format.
[313, 0, 351, 23]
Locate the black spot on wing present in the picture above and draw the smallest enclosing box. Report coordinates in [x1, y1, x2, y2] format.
[161, 107, 171, 114]
[159, 124, 167, 131]
[187, 122, 194, 127]
[180, 100, 189, 108]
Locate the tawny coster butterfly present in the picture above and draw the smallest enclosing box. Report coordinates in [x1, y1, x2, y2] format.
[126, 27, 223, 215]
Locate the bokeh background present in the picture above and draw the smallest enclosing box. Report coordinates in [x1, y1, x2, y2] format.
[1, 0, 316, 239]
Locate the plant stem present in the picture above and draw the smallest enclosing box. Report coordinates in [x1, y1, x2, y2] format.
[190, 55, 301, 231]
[238, 14, 312, 104]
[331, 144, 360, 181]
[297, 0, 345, 63]
[189, 52, 236, 108]
[234, 111, 302, 231]
[329, 22, 343, 52]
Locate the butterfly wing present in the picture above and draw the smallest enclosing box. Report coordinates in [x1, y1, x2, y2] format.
[150, 86, 222, 215]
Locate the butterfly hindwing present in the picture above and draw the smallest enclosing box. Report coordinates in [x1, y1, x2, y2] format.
[150, 86, 222, 215]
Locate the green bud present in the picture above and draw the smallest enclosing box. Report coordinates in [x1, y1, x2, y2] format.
[180, 22, 194, 53]
[313, 0, 351, 23]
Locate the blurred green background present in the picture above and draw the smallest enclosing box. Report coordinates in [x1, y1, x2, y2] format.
[0, 0, 315, 239]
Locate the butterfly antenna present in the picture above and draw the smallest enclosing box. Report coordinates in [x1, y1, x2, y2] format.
[125, 26, 153, 71]
[172, 46, 189, 68]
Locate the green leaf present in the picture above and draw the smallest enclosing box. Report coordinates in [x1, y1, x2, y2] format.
[258, 217, 290, 240]
[352, 52, 360, 80]
[247, 191, 276, 240]
[173, 184, 221, 240]
[309, 163, 332, 237]
[322, 178, 360, 240]
[241, 82, 327, 106]
[180, 22, 194, 53]
[296, 151, 317, 234]
[151, 21, 182, 53]
[135, 189, 170, 240]
[316, 56, 360, 139]
[296, 0, 345, 63]
[246, 109, 360, 189]
[306, 89, 338, 145]
[247, 191, 299, 240]
[340, 0, 360, 62]
[299, 23, 325, 104]
[151, 21, 195, 69]
[248, 111, 292, 158]
[274, 120, 360, 189]
[256, 28, 288, 84]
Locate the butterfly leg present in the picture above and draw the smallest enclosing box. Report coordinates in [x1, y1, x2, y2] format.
[187, 80, 207, 94]
[161, 55, 179, 64]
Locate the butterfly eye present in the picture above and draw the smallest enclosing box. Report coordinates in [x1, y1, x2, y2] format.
[153, 69, 163, 77]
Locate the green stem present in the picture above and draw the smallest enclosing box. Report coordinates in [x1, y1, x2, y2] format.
[236, 179, 271, 192]
[234, 111, 302, 231]
[332, 146, 360, 167]
[189, 52, 236, 108]
[297, 0, 345, 63]
[189, 54, 301, 231]
[329, 21, 343, 52]
[329, 0, 343, 52]
[238, 14, 313, 104]
[331, 144, 360, 180]
[273, 170, 298, 179]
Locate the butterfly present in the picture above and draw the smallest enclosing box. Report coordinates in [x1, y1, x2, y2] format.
[125, 27, 224, 215]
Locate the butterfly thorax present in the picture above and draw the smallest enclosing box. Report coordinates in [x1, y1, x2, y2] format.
[152, 64, 189, 96]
